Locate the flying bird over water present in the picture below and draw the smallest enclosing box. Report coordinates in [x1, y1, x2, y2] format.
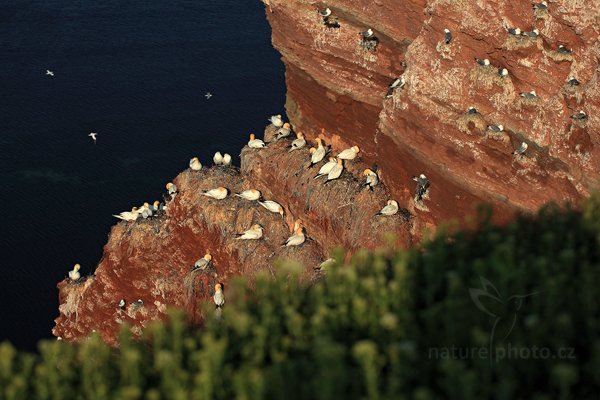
[68, 264, 81, 281]
[376, 200, 399, 216]
[258, 200, 284, 217]
[205, 92, 212, 99]
[46, 70, 54, 76]
[203, 187, 228, 200]
[513, 142, 528, 155]
[235, 189, 261, 201]
[189, 157, 202, 171]
[236, 224, 264, 240]
[88, 132, 97, 144]
[444, 28, 452, 44]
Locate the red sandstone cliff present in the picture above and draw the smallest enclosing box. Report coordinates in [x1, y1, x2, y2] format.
[55, 0, 600, 343]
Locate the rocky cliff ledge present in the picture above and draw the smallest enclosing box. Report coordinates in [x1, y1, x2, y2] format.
[55, 0, 600, 343]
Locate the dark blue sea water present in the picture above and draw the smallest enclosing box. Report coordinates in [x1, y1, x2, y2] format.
[0, 0, 284, 350]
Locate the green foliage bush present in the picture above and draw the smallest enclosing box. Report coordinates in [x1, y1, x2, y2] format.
[1, 200, 600, 399]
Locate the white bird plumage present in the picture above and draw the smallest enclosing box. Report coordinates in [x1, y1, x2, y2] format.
[314, 157, 337, 179]
[258, 200, 285, 218]
[46, 70, 54, 76]
[363, 169, 379, 189]
[88, 132, 97, 144]
[203, 187, 228, 200]
[236, 224, 264, 240]
[189, 157, 202, 171]
[214, 283, 225, 308]
[284, 228, 306, 247]
[113, 207, 140, 221]
[311, 137, 326, 165]
[337, 145, 360, 160]
[68, 263, 81, 281]
[326, 158, 344, 182]
[268, 114, 284, 128]
[213, 151, 223, 165]
[377, 200, 399, 216]
[248, 133, 266, 149]
[289, 132, 306, 152]
[235, 189, 261, 201]
[193, 253, 212, 270]
[222, 153, 232, 166]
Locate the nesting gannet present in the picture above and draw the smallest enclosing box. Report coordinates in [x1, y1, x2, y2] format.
[88, 132, 97, 144]
[318, 7, 332, 17]
[360, 28, 374, 39]
[268, 114, 284, 128]
[311, 138, 326, 165]
[376, 200, 399, 216]
[134, 299, 144, 307]
[498, 68, 509, 78]
[203, 187, 229, 200]
[467, 106, 479, 115]
[444, 28, 452, 44]
[289, 132, 306, 152]
[152, 200, 165, 214]
[189, 157, 202, 171]
[475, 58, 490, 66]
[520, 90, 537, 99]
[222, 153, 232, 166]
[214, 283, 225, 308]
[293, 218, 303, 232]
[118, 299, 126, 309]
[571, 110, 587, 120]
[533, 1, 548, 10]
[236, 224, 264, 240]
[386, 76, 406, 97]
[235, 189, 261, 201]
[337, 146, 360, 160]
[314, 157, 337, 179]
[325, 158, 344, 182]
[258, 200, 285, 217]
[487, 124, 504, 133]
[324, 15, 340, 28]
[507, 27, 521, 36]
[513, 142, 528, 155]
[558, 44, 572, 54]
[205, 92, 212, 99]
[69, 264, 81, 281]
[46, 70, 54, 76]
[166, 182, 178, 197]
[140, 202, 153, 219]
[213, 151, 223, 165]
[363, 169, 379, 190]
[193, 253, 212, 270]
[567, 77, 580, 86]
[275, 123, 292, 140]
[413, 174, 430, 201]
[522, 29, 540, 38]
[284, 228, 306, 247]
[248, 133, 267, 149]
[113, 207, 140, 222]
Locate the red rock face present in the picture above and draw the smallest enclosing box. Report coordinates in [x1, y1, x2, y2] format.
[265, 0, 599, 229]
[55, 0, 600, 343]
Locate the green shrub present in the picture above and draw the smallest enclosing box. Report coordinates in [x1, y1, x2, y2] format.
[1, 199, 600, 399]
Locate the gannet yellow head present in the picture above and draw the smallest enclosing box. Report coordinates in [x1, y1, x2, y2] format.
[166, 182, 173, 189]
[215, 283, 222, 291]
[296, 227, 304, 235]
[337, 158, 343, 165]
[252, 224, 263, 230]
[309, 147, 316, 154]
[73, 263, 80, 272]
[250, 133, 255, 140]
[218, 187, 227, 192]
[143, 202, 150, 207]
[278, 206, 284, 217]
[283, 122, 290, 129]
[204, 253, 212, 261]
[153, 200, 160, 207]
[352, 146, 360, 153]
[297, 131, 304, 138]
[363, 168, 374, 175]
[329, 157, 336, 162]
[250, 189, 259, 195]
[293, 218, 303, 231]
[316, 138, 322, 145]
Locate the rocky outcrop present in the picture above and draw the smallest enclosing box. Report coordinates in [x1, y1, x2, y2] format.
[264, 0, 600, 230]
[53, 132, 411, 344]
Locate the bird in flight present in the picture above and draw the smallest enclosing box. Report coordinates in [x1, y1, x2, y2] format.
[205, 92, 212, 99]
[46, 70, 54, 77]
[88, 132, 98, 144]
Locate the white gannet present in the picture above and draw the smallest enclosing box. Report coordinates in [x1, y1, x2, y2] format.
[326, 158, 344, 182]
[88, 132, 97, 144]
[557, 44, 572, 54]
[293, 218, 303, 232]
[213, 151, 223, 165]
[475, 58, 490, 66]
[467, 106, 478, 115]
[376, 200, 399, 216]
[118, 299, 126, 309]
[214, 283, 225, 308]
[152, 200, 165, 213]
[235, 189, 261, 201]
[337, 145, 360, 161]
[520, 91, 537, 99]
[205, 92, 212, 99]
[507, 27, 521, 36]
[140, 202, 153, 219]
[248, 133, 266, 149]
[68, 263, 81, 281]
[268, 114, 284, 128]
[533, 1, 548, 10]
[314, 157, 337, 179]
[166, 182, 178, 197]
[522, 28, 540, 38]
[513, 142, 528, 156]
[386, 76, 406, 97]
[318, 7, 331, 17]
[571, 110, 587, 120]
[203, 187, 229, 200]
[363, 169, 379, 190]
[360, 28, 374, 39]
[444, 28, 452, 44]
[275, 123, 292, 140]
[193, 253, 212, 270]
[235, 224, 264, 240]
[498, 68, 509, 77]
[283, 228, 306, 247]
[258, 200, 285, 217]
[222, 153, 232, 166]
[134, 299, 144, 307]
[311, 138, 326, 165]
[113, 207, 140, 222]
[46, 70, 54, 76]
[289, 132, 306, 152]
[487, 124, 504, 133]
[189, 157, 202, 171]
